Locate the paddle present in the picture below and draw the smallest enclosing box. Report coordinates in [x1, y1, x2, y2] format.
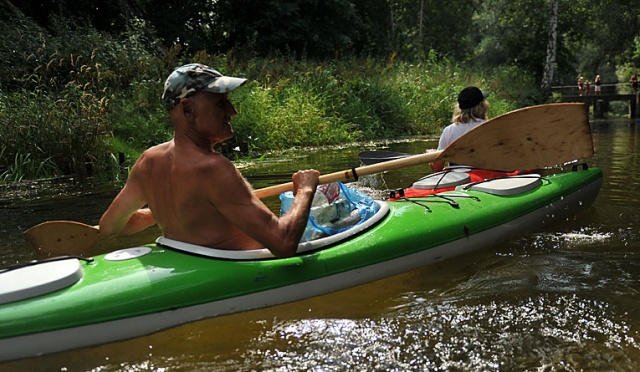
[255, 102, 593, 197]
[25, 221, 101, 257]
[25, 103, 593, 256]
[358, 150, 412, 165]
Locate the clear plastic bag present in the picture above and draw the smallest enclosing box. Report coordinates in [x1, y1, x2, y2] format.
[280, 182, 380, 242]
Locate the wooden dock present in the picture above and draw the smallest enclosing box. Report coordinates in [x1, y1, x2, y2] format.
[552, 84, 639, 118]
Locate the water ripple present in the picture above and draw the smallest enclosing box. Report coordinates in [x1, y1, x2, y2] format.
[234, 293, 640, 371]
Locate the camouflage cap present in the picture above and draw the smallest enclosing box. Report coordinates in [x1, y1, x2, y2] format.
[162, 63, 247, 110]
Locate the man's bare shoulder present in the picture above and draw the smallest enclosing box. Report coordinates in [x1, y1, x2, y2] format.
[186, 150, 236, 173]
[169, 149, 243, 189]
[141, 142, 173, 158]
[194, 153, 254, 198]
[130, 142, 173, 174]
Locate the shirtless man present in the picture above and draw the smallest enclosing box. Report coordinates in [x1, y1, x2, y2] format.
[100, 63, 320, 258]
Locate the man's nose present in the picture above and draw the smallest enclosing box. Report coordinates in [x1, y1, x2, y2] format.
[225, 100, 238, 116]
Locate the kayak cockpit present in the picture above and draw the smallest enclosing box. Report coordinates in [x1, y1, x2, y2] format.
[156, 200, 390, 260]
[155, 174, 543, 260]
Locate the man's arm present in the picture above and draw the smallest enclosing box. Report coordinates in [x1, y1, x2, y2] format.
[207, 160, 319, 258]
[100, 160, 156, 236]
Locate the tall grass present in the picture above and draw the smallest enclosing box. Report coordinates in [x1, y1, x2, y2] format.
[1, 84, 109, 181]
[0, 13, 530, 184]
[229, 56, 520, 150]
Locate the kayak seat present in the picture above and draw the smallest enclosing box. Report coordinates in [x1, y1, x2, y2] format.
[0, 257, 84, 305]
[157, 201, 390, 260]
[458, 174, 543, 196]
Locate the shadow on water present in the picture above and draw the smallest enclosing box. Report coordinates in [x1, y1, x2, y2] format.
[2, 118, 640, 370]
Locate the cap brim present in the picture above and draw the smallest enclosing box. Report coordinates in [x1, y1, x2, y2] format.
[482, 91, 490, 99]
[204, 76, 248, 94]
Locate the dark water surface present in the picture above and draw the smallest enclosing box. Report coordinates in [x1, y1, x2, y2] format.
[1, 117, 639, 371]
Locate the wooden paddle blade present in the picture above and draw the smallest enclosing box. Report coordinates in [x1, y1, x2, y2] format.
[439, 103, 593, 171]
[24, 221, 100, 256]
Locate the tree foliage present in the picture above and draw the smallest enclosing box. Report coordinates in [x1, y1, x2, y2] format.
[5, 0, 640, 86]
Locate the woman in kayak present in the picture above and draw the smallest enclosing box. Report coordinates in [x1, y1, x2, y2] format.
[429, 86, 490, 172]
[99, 64, 320, 258]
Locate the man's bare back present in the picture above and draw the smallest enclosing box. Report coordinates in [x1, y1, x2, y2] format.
[130, 140, 266, 250]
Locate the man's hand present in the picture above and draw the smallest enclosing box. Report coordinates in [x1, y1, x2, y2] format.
[292, 169, 320, 196]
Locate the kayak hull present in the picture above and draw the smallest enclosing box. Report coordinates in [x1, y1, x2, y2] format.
[0, 167, 603, 361]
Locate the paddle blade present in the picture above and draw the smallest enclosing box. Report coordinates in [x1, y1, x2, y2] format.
[24, 221, 99, 256]
[439, 103, 593, 171]
[358, 150, 412, 165]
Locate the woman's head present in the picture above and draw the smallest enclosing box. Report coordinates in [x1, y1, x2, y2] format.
[453, 86, 490, 123]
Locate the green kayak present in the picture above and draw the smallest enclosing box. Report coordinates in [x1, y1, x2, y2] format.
[0, 166, 603, 362]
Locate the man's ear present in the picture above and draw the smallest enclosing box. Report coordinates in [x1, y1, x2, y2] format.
[180, 98, 192, 115]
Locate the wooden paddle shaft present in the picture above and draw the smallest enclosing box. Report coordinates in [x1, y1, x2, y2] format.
[253, 151, 442, 198]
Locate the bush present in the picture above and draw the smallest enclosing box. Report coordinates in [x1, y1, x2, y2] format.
[0, 8, 166, 182]
[106, 79, 171, 151]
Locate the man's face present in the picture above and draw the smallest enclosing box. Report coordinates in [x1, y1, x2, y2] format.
[190, 91, 238, 144]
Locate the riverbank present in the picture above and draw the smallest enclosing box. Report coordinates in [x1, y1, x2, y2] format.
[0, 14, 537, 184]
[1, 56, 534, 184]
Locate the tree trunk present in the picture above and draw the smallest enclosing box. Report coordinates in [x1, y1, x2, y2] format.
[389, 6, 395, 53]
[117, 0, 145, 20]
[418, 0, 424, 62]
[540, 0, 558, 101]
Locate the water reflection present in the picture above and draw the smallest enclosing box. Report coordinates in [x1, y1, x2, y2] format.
[2, 118, 640, 370]
[591, 120, 640, 205]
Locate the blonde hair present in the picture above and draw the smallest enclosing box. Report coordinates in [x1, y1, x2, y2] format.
[452, 100, 490, 124]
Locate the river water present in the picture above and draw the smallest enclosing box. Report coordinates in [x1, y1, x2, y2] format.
[1, 117, 639, 371]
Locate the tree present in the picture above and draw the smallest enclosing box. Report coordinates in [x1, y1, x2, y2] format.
[8, 0, 142, 32]
[540, 0, 558, 100]
[562, 0, 640, 83]
[474, 0, 552, 77]
[137, 0, 212, 52]
[387, 0, 477, 61]
[6, 0, 640, 91]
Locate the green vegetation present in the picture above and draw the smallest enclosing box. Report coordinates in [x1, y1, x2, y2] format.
[1, 0, 638, 183]
[0, 14, 522, 183]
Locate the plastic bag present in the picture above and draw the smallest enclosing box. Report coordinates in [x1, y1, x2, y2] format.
[280, 182, 380, 242]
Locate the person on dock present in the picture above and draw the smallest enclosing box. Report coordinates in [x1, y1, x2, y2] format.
[99, 63, 320, 258]
[632, 74, 639, 95]
[578, 76, 585, 96]
[594, 75, 602, 95]
[429, 86, 490, 172]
